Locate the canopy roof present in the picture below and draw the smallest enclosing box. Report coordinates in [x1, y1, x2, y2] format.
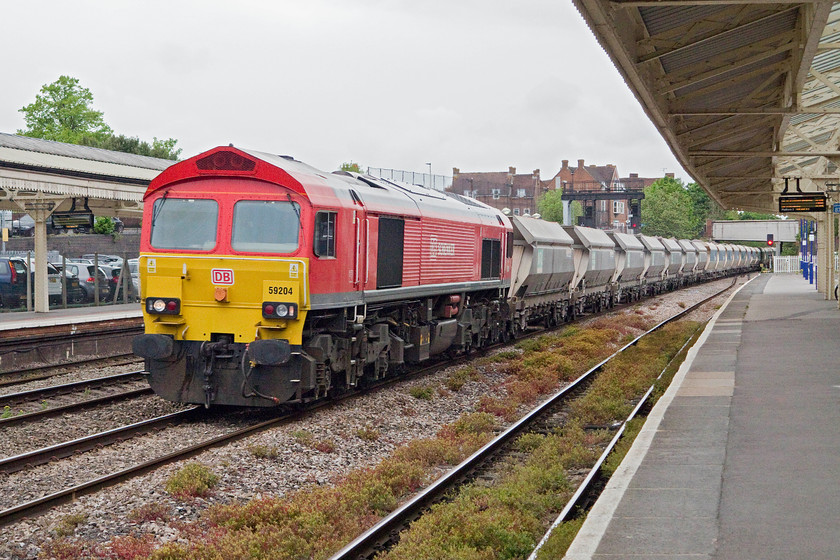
[575, 0, 840, 212]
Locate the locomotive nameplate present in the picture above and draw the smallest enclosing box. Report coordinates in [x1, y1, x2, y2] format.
[263, 281, 299, 303]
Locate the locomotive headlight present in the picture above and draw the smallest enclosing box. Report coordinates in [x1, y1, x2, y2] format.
[262, 302, 298, 319]
[147, 297, 181, 315]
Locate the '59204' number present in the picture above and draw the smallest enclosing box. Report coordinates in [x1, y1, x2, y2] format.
[268, 286, 294, 296]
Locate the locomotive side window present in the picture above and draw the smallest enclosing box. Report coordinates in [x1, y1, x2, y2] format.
[314, 212, 336, 258]
[150, 198, 219, 251]
[481, 238, 502, 279]
[232, 201, 300, 253]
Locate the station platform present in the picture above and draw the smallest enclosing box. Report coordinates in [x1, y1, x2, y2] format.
[564, 273, 840, 559]
[0, 303, 142, 332]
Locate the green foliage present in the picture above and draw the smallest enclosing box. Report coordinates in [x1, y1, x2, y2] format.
[340, 161, 364, 173]
[165, 462, 219, 498]
[53, 512, 87, 537]
[18, 75, 181, 160]
[356, 425, 381, 441]
[82, 133, 181, 160]
[93, 216, 115, 235]
[537, 189, 583, 224]
[534, 517, 586, 559]
[640, 176, 700, 238]
[18, 75, 112, 143]
[248, 443, 280, 459]
[408, 385, 434, 400]
[537, 188, 564, 223]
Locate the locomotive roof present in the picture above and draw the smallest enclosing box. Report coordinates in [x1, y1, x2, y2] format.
[146, 146, 510, 228]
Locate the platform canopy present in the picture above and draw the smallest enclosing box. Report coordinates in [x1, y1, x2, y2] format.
[0, 132, 173, 217]
[0, 132, 174, 312]
[574, 0, 840, 213]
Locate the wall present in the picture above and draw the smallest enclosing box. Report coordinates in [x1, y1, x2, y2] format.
[4, 232, 141, 259]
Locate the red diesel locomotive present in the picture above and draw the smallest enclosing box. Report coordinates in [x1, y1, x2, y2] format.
[133, 146, 514, 407]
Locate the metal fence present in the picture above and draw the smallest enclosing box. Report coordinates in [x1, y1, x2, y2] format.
[366, 168, 452, 192]
[773, 256, 800, 273]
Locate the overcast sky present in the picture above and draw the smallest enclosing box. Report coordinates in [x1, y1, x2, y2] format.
[1, 0, 689, 183]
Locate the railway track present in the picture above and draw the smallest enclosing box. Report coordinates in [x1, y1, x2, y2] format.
[0, 371, 151, 427]
[329, 276, 739, 560]
[0, 277, 738, 529]
[0, 354, 143, 389]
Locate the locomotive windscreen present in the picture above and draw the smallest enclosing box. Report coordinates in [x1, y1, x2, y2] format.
[150, 198, 219, 251]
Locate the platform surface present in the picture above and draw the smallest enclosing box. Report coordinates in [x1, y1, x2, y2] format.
[0, 303, 142, 331]
[565, 273, 840, 559]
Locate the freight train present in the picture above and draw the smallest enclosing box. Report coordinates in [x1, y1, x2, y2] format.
[132, 146, 767, 408]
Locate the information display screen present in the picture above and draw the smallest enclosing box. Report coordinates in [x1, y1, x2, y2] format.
[779, 194, 827, 213]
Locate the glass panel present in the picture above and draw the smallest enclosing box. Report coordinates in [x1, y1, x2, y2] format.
[232, 200, 300, 253]
[314, 212, 336, 258]
[151, 198, 219, 251]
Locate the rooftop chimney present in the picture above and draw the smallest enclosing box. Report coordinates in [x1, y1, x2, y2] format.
[578, 159, 585, 169]
[562, 160, 569, 169]
[666, 172, 675, 178]
[452, 167, 460, 176]
[532, 169, 540, 179]
[509, 166, 516, 175]
[629, 173, 638, 178]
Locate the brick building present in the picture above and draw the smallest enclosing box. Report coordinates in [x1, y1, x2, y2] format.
[543, 159, 626, 230]
[449, 167, 541, 217]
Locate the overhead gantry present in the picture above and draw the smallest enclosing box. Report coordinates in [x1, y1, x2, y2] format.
[0, 133, 173, 311]
[574, 0, 840, 297]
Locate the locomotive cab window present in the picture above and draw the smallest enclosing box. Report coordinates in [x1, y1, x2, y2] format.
[150, 198, 219, 251]
[314, 212, 336, 258]
[232, 200, 300, 253]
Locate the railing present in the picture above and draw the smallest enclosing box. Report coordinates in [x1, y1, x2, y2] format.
[773, 256, 800, 273]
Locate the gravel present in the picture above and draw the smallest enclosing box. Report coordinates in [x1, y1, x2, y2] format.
[0, 275, 750, 559]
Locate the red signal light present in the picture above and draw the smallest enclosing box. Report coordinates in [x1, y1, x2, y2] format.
[767, 233, 774, 247]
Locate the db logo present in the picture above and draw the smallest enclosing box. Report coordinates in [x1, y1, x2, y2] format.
[211, 269, 234, 285]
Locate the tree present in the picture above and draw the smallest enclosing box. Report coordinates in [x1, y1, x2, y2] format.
[81, 134, 181, 160]
[340, 162, 363, 173]
[18, 76, 112, 144]
[537, 188, 564, 222]
[536, 189, 583, 224]
[18, 76, 181, 160]
[640, 176, 698, 238]
[93, 216, 115, 235]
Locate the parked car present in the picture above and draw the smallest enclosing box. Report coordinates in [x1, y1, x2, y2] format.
[0, 258, 84, 307]
[108, 265, 139, 302]
[0, 257, 28, 308]
[128, 258, 140, 295]
[62, 262, 111, 302]
[82, 254, 123, 268]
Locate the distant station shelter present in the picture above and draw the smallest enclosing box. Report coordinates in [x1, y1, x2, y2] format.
[0, 132, 174, 312]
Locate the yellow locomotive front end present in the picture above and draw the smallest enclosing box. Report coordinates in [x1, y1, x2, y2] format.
[134, 254, 313, 407]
